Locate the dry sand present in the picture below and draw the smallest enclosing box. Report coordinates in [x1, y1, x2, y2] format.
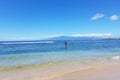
[0, 59, 120, 80]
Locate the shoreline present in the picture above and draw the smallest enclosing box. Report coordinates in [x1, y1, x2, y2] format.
[0, 55, 119, 71]
[0, 58, 120, 80]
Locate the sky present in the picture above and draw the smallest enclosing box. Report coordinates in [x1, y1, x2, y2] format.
[0, 0, 120, 40]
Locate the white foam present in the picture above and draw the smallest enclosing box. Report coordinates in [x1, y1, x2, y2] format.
[1, 41, 54, 44]
[111, 56, 120, 60]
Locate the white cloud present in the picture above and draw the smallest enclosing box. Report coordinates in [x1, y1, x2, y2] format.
[90, 14, 104, 21]
[110, 15, 119, 21]
[69, 33, 112, 37]
[48, 33, 112, 38]
[48, 34, 64, 38]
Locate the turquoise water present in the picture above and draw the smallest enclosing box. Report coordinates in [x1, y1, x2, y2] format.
[0, 40, 120, 67]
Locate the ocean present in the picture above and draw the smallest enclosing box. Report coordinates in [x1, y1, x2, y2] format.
[0, 40, 120, 67]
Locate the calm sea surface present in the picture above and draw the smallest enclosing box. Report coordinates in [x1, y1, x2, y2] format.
[0, 40, 120, 67]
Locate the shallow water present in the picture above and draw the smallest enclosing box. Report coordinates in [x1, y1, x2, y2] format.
[0, 40, 120, 67]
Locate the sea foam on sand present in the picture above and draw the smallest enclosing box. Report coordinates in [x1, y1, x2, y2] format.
[111, 56, 120, 60]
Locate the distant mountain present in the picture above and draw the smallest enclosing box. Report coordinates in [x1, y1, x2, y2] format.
[104, 38, 120, 40]
[45, 36, 102, 40]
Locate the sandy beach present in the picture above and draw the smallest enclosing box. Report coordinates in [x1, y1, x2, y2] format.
[0, 59, 120, 80]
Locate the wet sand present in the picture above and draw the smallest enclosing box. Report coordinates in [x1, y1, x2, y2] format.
[0, 59, 120, 80]
[53, 62, 120, 80]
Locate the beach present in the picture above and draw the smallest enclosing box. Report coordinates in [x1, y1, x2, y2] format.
[0, 40, 120, 80]
[0, 59, 120, 80]
[1, 0, 120, 79]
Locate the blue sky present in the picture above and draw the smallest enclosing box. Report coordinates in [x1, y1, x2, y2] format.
[0, 0, 120, 40]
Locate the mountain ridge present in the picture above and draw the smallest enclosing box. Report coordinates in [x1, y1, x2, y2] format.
[45, 36, 103, 40]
